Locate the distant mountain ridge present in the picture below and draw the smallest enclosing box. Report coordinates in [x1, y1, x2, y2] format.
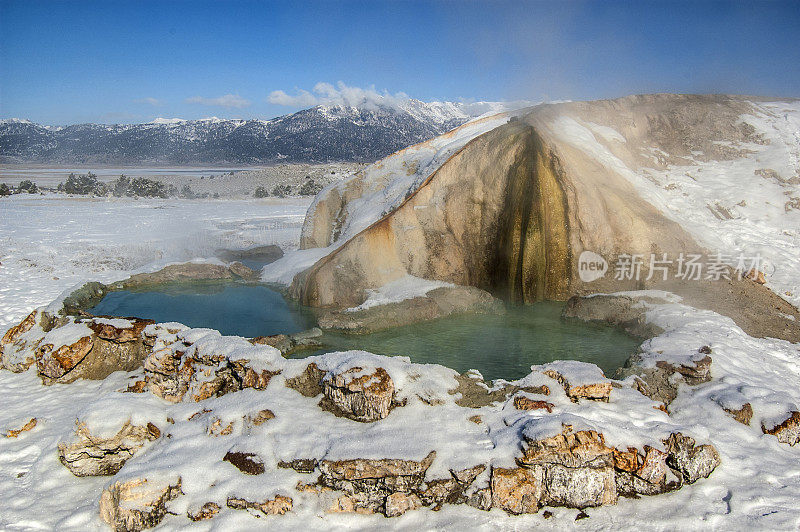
[0, 100, 524, 165]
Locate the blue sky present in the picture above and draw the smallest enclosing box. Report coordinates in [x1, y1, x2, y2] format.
[1, 0, 798, 124]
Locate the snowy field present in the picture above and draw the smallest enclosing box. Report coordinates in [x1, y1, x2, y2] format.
[0, 194, 311, 328]
[1, 194, 799, 531]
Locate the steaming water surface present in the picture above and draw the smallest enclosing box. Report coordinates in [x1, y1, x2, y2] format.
[89, 280, 640, 380]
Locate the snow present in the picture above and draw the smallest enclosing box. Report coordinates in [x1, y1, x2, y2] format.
[550, 101, 800, 307]
[40, 322, 93, 350]
[345, 275, 454, 312]
[89, 318, 133, 328]
[2, 100, 800, 530]
[0, 194, 311, 328]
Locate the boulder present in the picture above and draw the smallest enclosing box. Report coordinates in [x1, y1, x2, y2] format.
[419, 465, 485, 509]
[226, 495, 293, 515]
[0, 310, 40, 371]
[519, 427, 617, 509]
[58, 420, 161, 477]
[36, 331, 94, 380]
[514, 396, 554, 412]
[223, 451, 265, 475]
[491, 467, 544, 514]
[143, 338, 279, 403]
[251, 328, 323, 355]
[664, 433, 721, 484]
[31, 317, 154, 384]
[100, 476, 182, 532]
[723, 402, 753, 426]
[187, 502, 220, 522]
[542, 364, 613, 402]
[762, 411, 800, 446]
[466, 487, 493, 511]
[322, 366, 395, 422]
[318, 451, 436, 513]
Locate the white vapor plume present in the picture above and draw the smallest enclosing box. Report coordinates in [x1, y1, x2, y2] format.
[185, 94, 251, 108]
[269, 82, 411, 111]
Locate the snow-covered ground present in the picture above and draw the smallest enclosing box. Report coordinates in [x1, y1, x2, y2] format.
[2, 98, 800, 530]
[549, 100, 800, 307]
[0, 194, 311, 328]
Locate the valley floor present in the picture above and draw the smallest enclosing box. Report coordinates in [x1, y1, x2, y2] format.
[1, 195, 799, 531]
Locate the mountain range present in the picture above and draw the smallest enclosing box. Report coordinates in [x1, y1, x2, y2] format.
[0, 100, 522, 165]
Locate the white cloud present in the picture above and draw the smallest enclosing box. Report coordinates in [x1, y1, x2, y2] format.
[268, 82, 411, 110]
[185, 94, 251, 109]
[134, 97, 163, 106]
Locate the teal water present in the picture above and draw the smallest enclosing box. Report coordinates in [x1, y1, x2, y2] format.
[89, 281, 316, 338]
[89, 282, 640, 380]
[304, 303, 638, 380]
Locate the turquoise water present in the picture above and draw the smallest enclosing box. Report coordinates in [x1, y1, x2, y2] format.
[89, 282, 640, 380]
[305, 303, 638, 380]
[89, 281, 316, 338]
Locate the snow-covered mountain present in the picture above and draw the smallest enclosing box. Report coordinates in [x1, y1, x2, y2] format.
[0, 100, 528, 165]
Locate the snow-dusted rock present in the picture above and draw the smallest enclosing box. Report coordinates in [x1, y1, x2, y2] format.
[540, 361, 613, 402]
[762, 411, 800, 446]
[322, 365, 395, 422]
[58, 419, 161, 477]
[519, 426, 617, 509]
[318, 451, 436, 513]
[664, 433, 721, 484]
[491, 467, 543, 515]
[226, 494, 293, 515]
[143, 330, 281, 402]
[99, 476, 182, 532]
[186, 502, 220, 522]
[0, 310, 41, 371]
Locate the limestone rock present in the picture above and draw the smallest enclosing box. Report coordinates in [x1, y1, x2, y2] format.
[514, 396, 554, 412]
[542, 367, 612, 402]
[724, 402, 753, 426]
[5, 417, 37, 438]
[58, 420, 161, 477]
[319, 451, 436, 513]
[143, 338, 280, 403]
[656, 354, 712, 385]
[322, 366, 395, 422]
[664, 433, 721, 484]
[285, 362, 326, 397]
[251, 328, 323, 355]
[615, 446, 669, 497]
[100, 476, 182, 532]
[385, 492, 422, 517]
[187, 502, 220, 521]
[490, 467, 544, 514]
[762, 411, 800, 446]
[519, 427, 617, 509]
[227, 495, 293, 515]
[36, 334, 94, 380]
[223, 451, 265, 475]
[0, 310, 40, 371]
[277, 458, 317, 473]
[87, 318, 152, 343]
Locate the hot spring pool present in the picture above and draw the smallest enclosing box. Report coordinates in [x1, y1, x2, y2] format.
[89, 281, 641, 380]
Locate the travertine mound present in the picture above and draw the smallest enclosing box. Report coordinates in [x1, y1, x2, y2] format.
[291, 95, 799, 342]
